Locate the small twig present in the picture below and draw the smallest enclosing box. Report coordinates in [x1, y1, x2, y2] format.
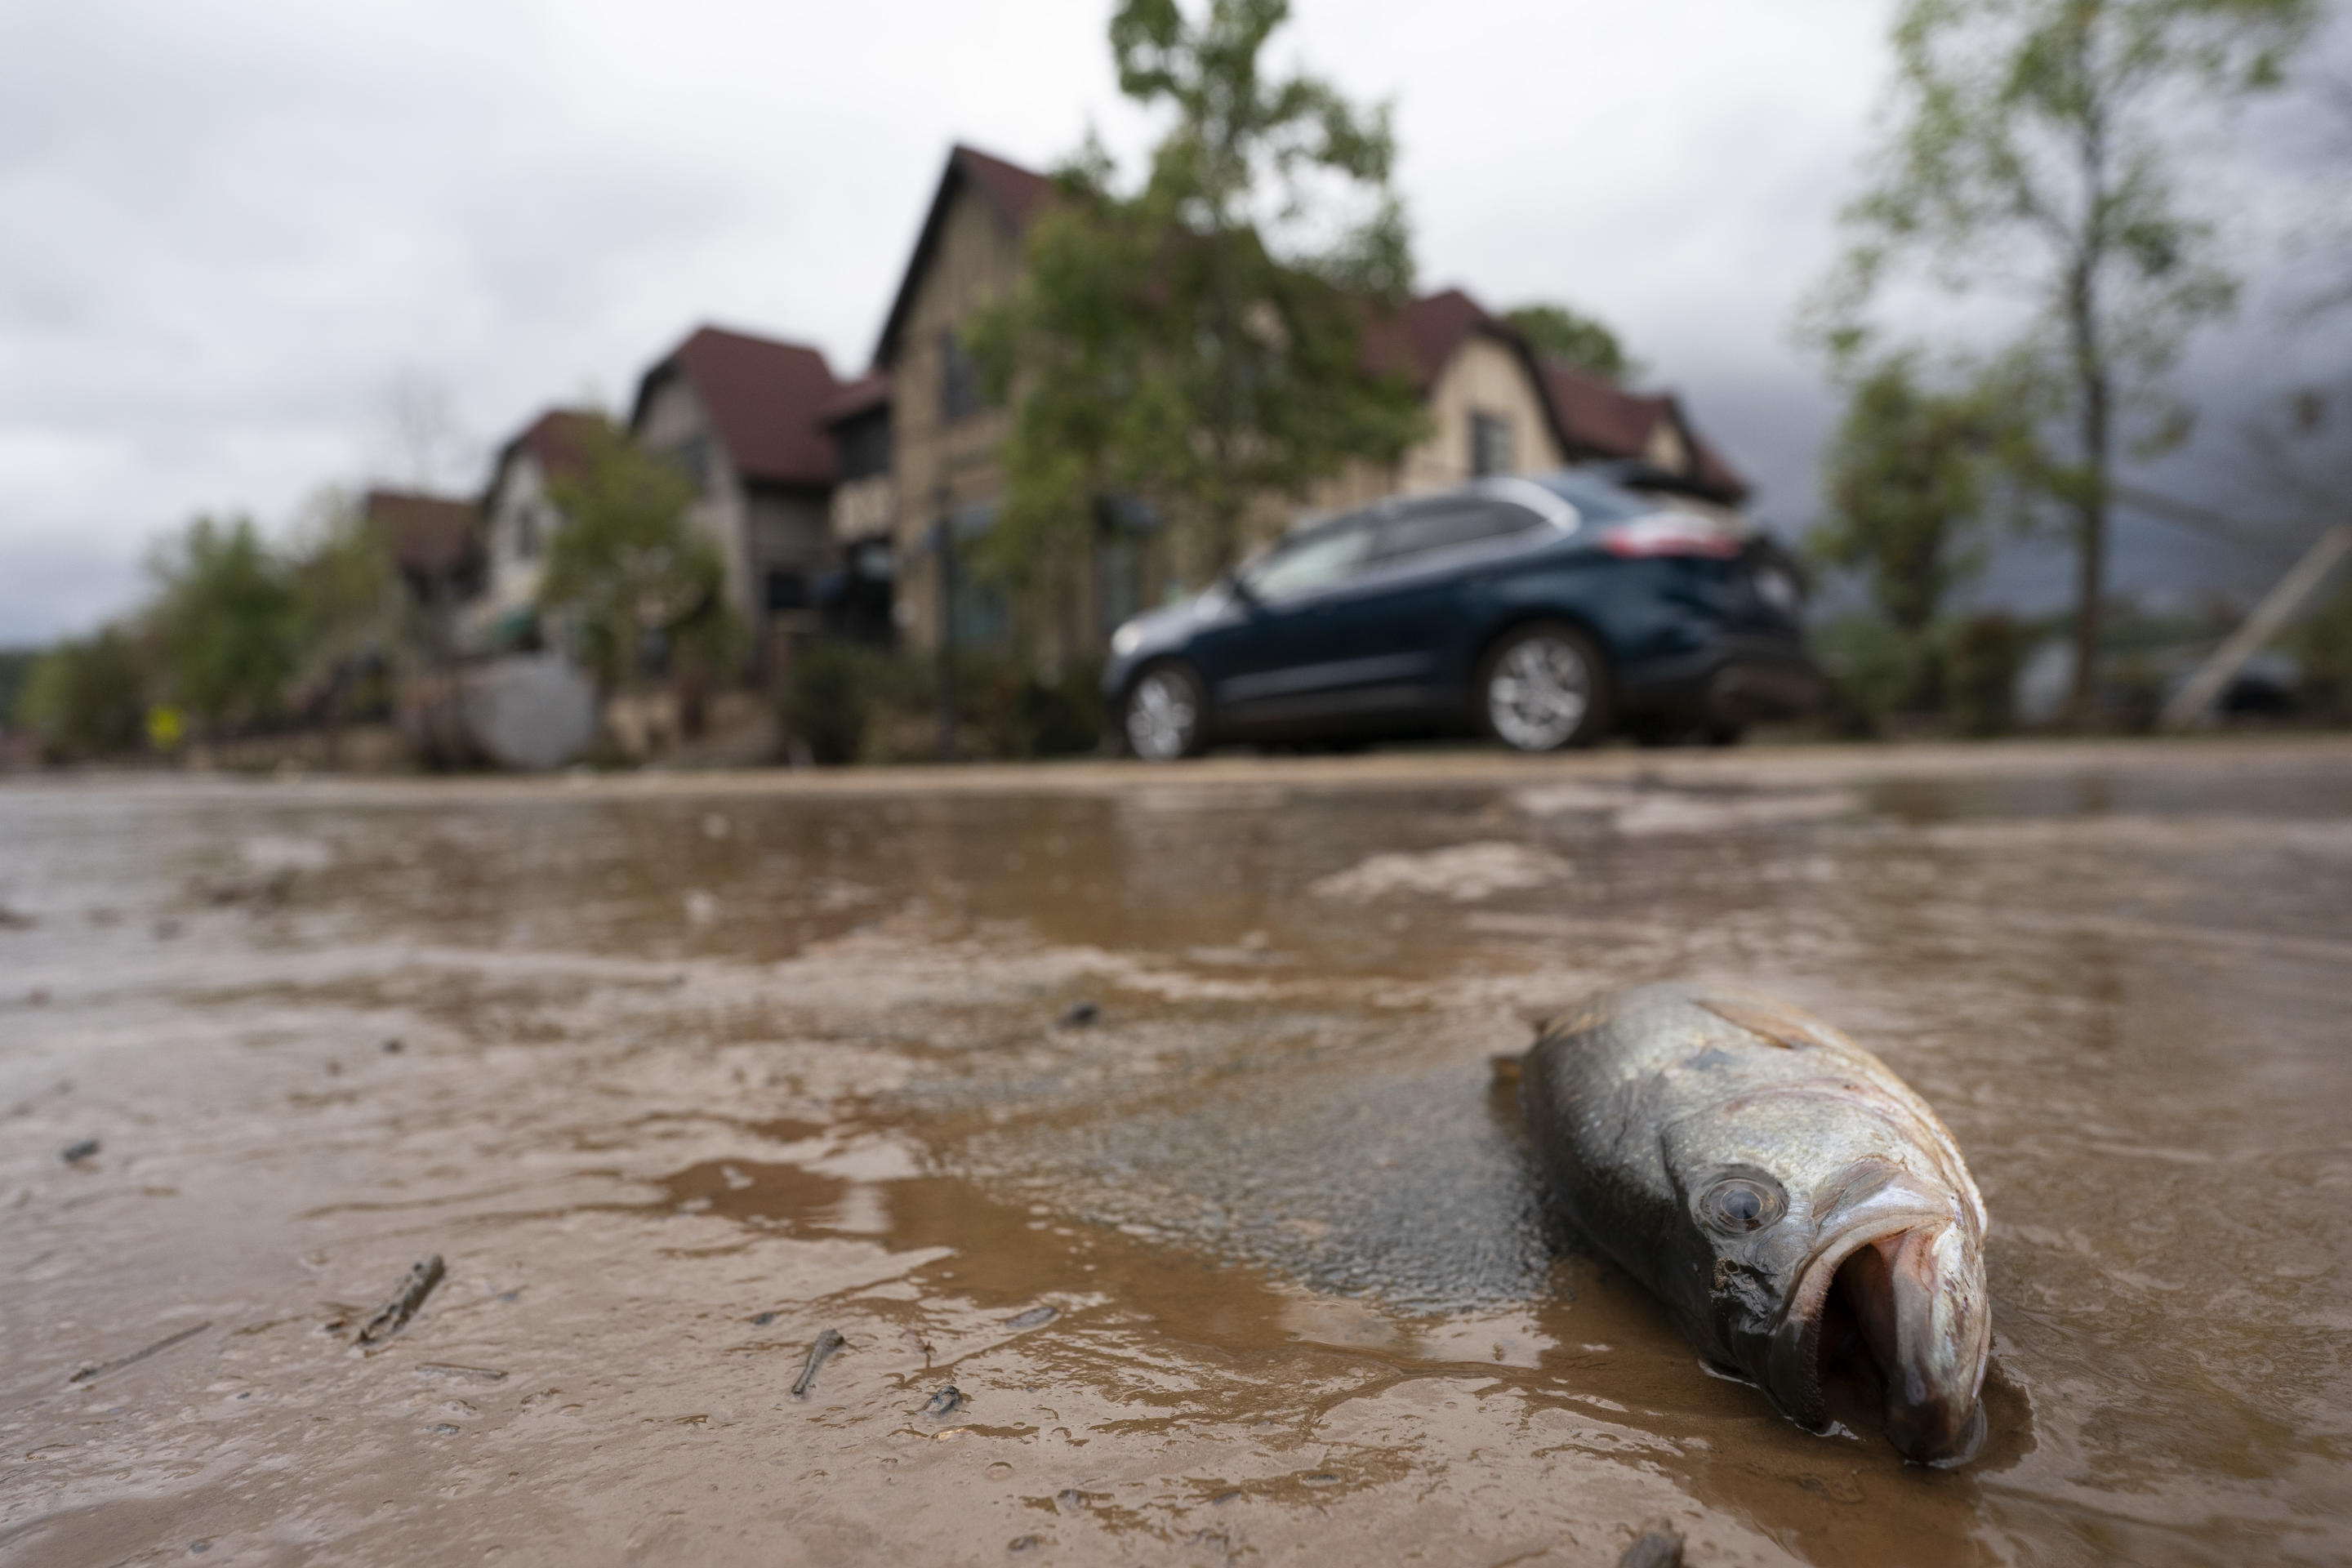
[791, 1329, 845, 1399]
[69, 1321, 211, 1384]
[354, 1256, 445, 1348]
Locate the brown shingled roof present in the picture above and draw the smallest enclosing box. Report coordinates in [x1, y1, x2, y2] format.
[497, 408, 604, 490]
[1361, 288, 1491, 394]
[817, 371, 891, 427]
[364, 488, 478, 576]
[953, 144, 1053, 231]
[631, 326, 843, 489]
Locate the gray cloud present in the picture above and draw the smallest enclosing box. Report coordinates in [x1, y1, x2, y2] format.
[0, 0, 2342, 644]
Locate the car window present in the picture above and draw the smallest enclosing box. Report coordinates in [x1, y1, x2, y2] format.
[1527, 470, 1652, 527]
[1241, 521, 1372, 601]
[1373, 500, 1545, 564]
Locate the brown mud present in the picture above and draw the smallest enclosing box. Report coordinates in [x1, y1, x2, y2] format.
[2, 740, 2350, 1565]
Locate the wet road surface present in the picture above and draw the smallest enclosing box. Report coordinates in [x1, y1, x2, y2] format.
[2, 740, 2349, 1566]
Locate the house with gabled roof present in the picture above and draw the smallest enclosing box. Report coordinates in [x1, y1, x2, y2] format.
[470, 407, 602, 648]
[630, 325, 846, 662]
[844, 144, 1756, 675]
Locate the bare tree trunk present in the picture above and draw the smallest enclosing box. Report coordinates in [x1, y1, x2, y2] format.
[2070, 359, 2111, 724]
[2068, 77, 2114, 728]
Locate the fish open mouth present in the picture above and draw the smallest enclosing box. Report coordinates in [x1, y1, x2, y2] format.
[1769, 1209, 1991, 1465]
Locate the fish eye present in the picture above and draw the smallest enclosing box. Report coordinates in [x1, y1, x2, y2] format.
[1697, 1174, 1786, 1236]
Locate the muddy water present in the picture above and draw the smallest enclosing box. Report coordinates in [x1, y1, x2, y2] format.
[2, 743, 2349, 1566]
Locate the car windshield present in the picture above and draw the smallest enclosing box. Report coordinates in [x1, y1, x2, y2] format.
[1240, 521, 1371, 600]
[1526, 470, 1655, 528]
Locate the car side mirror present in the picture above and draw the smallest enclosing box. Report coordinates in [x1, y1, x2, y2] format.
[1221, 569, 1260, 612]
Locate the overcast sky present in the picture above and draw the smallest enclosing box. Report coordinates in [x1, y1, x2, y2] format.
[2, 0, 2343, 644]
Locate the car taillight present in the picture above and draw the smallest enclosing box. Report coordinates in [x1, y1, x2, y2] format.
[1600, 515, 1743, 559]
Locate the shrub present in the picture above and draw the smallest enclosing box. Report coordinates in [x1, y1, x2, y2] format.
[1944, 613, 2025, 736]
[19, 630, 149, 760]
[1811, 612, 1921, 737]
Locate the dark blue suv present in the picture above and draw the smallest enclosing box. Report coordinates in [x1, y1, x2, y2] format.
[1102, 470, 1816, 760]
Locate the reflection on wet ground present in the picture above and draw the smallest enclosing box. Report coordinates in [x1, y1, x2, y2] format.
[2, 741, 2350, 1565]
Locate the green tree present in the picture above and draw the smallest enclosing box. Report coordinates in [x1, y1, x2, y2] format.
[19, 629, 149, 759]
[969, 0, 1428, 590]
[149, 515, 298, 734]
[284, 489, 399, 720]
[1814, 355, 2025, 641]
[539, 420, 742, 689]
[1503, 303, 1637, 382]
[1823, 0, 2316, 721]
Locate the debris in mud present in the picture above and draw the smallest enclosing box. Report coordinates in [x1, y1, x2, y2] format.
[1308, 841, 1569, 903]
[60, 1137, 100, 1163]
[1055, 1489, 1090, 1512]
[1057, 1000, 1100, 1028]
[194, 870, 295, 912]
[69, 1320, 211, 1384]
[1005, 1305, 1058, 1330]
[354, 1256, 445, 1348]
[751, 1311, 778, 1326]
[414, 1363, 507, 1383]
[0, 903, 35, 929]
[922, 1385, 964, 1417]
[1618, 1526, 1684, 1568]
[1008, 1537, 1044, 1553]
[381, 1037, 403, 1054]
[791, 1328, 845, 1398]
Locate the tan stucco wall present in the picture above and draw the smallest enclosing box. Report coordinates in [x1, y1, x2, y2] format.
[888, 182, 1027, 654]
[1298, 332, 1564, 544]
[483, 452, 552, 615]
[1405, 333, 1565, 492]
[635, 376, 758, 629]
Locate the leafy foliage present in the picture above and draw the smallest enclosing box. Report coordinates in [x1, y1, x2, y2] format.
[19, 630, 149, 758]
[1502, 303, 1636, 382]
[969, 0, 1428, 591]
[1820, 0, 2316, 719]
[1813, 354, 2036, 637]
[539, 420, 743, 688]
[285, 491, 399, 721]
[149, 516, 299, 733]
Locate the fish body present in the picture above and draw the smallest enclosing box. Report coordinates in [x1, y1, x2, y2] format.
[1521, 983, 1990, 1463]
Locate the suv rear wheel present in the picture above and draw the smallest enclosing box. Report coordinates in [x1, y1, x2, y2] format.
[1477, 622, 1611, 751]
[1123, 662, 1208, 760]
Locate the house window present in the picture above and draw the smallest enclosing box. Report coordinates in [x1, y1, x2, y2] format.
[838, 410, 892, 480]
[513, 505, 539, 561]
[671, 435, 713, 492]
[1469, 411, 1514, 478]
[940, 330, 983, 422]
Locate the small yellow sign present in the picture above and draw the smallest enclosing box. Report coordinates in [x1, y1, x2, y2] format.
[146, 705, 185, 750]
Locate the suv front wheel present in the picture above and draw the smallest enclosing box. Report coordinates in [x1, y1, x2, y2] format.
[1122, 662, 1208, 760]
[1477, 622, 1611, 751]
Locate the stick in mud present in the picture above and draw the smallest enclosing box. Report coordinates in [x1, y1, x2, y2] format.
[791, 1329, 845, 1399]
[354, 1255, 445, 1348]
[69, 1321, 211, 1384]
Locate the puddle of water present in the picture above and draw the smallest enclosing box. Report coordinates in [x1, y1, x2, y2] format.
[3, 746, 2351, 1565]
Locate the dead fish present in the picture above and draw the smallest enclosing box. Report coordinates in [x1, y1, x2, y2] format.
[791, 1329, 845, 1398]
[922, 1384, 964, 1417]
[1521, 983, 1991, 1463]
[1617, 1527, 1684, 1568]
